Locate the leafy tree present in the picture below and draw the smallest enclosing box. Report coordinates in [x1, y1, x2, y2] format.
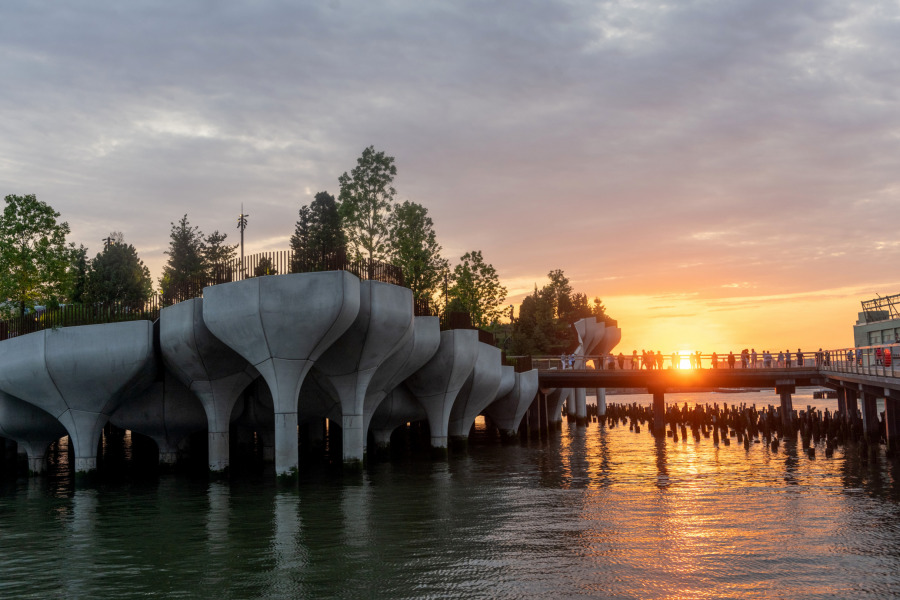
[290, 191, 346, 272]
[253, 255, 278, 277]
[338, 146, 396, 261]
[160, 215, 206, 300]
[85, 239, 152, 306]
[0, 194, 74, 317]
[447, 250, 507, 328]
[508, 269, 612, 355]
[204, 230, 237, 283]
[69, 245, 89, 304]
[388, 200, 449, 306]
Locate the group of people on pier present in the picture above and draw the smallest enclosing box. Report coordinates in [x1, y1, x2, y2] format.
[558, 348, 828, 370]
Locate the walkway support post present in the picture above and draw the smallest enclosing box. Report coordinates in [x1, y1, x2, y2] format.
[861, 391, 880, 439]
[884, 390, 900, 454]
[651, 389, 665, 435]
[836, 387, 847, 419]
[845, 387, 859, 423]
[776, 381, 795, 434]
[575, 388, 587, 426]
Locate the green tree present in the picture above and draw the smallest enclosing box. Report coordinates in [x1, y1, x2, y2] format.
[509, 285, 557, 356]
[69, 245, 89, 304]
[338, 146, 396, 261]
[204, 230, 237, 283]
[160, 215, 206, 300]
[447, 250, 507, 328]
[0, 194, 74, 317]
[85, 239, 152, 306]
[388, 200, 449, 306]
[290, 191, 346, 271]
[253, 255, 278, 277]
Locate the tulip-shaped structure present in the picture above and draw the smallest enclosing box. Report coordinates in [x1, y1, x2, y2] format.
[405, 329, 479, 450]
[312, 280, 414, 465]
[0, 321, 155, 473]
[483, 369, 540, 438]
[447, 343, 504, 443]
[368, 385, 427, 447]
[361, 316, 440, 449]
[202, 272, 359, 476]
[0, 390, 68, 474]
[160, 298, 259, 471]
[110, 370, 207, 465]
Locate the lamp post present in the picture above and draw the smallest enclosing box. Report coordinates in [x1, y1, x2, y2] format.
[237, 204, 249, 277]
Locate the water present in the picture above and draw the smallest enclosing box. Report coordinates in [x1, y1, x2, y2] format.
[2, 390, 900, 599]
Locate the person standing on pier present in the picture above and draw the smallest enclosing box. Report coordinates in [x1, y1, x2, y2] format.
[751, 349, 757, 368]
[728, 352, 736, 369]
[671, 352, 678, 369]
[785, 350, 792, 368]
[632, 350, 638, 369]
[618, 352, 625, 370]
[796, 349, 804, 367]
[696, 351, 702, 369]
[712, 352, 718, 368]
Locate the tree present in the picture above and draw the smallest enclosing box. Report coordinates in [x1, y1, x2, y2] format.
[290, 191, 346, 272]
[204, 230, 237, 283]
[388, 200, 449, 306]
[253, 255, 278, 277]
[508, 285, 557, 356]
[0, 194, 74, 317]
[160, 215, 206, 300]
[338, 146, 396, 261]
[69, 245, 89, 304]
[85, 239, 152, 306]
[447, 250, 507, 328]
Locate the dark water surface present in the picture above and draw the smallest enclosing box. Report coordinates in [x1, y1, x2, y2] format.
[2, 391, 900, 599]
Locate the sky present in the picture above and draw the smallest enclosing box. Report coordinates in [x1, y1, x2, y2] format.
[2, 1, 899, 354]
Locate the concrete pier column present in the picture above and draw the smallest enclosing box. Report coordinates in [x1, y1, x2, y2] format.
[575, 388, 587, 426]
[884, 393, 900, 453]
[651, 389, 665, 435]
[406, 330, 479, 452]
[596, 388, 607, 416]
[483, 370, 540, 440]
[0, 321, 156, 475]
[836, 387, 847, 418]
[312, 281, 415, 467]
[861, 392, 880, 439]
[845, 388, 859, 422]
[776, 382, 795, 432]
[0, 390, 68, 476]
[203, 272, 360, 478]
[447, 343, 503, 444]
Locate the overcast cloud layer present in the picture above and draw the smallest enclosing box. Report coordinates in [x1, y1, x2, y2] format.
[2, 1, 898, 350]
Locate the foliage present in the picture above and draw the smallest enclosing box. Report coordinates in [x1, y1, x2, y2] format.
[338, 146, 396, 261]
[160, 215, 206, 299]
[290, 191, 346, 271]
[85, 239, 152, 306]
[447, 250, 507, 329]
[0, 194, 75, 317]
[253, 255, 278, 277]
[388, 200, 449, 305]
[69, 245, 89, 304]
[509, 269, 611, 355]
[204, 230, 237, 282]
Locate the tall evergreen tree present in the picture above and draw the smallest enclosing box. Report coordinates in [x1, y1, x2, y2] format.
[69, 244, 89, 304]
[290, 191, 346, 272]
[85, 239, 152, 306]
[388, 200, 448, 306]
[160, 215, 206, 300]
[204, 230, 237, 283]
[338, 146, 396, 261]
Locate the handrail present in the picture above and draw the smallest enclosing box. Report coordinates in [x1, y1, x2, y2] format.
[522, 344, 900, 380]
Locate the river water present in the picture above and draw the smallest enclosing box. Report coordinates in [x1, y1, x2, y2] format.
[2, 390, 900, 599]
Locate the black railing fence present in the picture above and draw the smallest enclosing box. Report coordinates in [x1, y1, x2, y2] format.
[1, 250, 406, 340]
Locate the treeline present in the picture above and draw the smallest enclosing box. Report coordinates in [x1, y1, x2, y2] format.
[0, 146, 613, 344]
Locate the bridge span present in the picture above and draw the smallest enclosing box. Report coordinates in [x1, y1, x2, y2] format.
[533, 356, 900, 449]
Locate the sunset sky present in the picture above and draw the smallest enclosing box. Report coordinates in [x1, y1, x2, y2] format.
[1, 1, 898, 353]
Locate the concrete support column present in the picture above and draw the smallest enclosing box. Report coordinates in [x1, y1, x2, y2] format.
[884, 395, 900, 453]
[566, 390, 576, 421]
[861, 393, 879, 439]
[652, 390, 665, 435]
[776, 382, 795, 433]
[575, 388, 587, 426]
[836, 387, 847, 418]
[845, 388, 859, 422]
[342, 414, 364, 467]
[208, 432, 229, 472]
[596, 389, 607, 417]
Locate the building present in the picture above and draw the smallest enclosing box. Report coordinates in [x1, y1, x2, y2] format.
[854, 293, 900, 347]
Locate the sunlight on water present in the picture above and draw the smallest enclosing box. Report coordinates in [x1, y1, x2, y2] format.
[1, 390, 899, 599]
